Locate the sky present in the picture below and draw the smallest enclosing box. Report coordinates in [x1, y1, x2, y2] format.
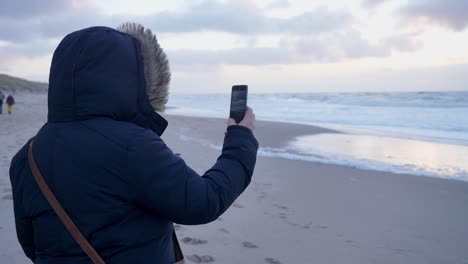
[0, 0, 467, 94]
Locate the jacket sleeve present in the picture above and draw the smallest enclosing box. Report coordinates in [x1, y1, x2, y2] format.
[128, 125, 259, 225]
[9, 146, 36, 262]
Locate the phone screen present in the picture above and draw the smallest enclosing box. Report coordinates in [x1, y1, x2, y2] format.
[230, 85, 248, 123]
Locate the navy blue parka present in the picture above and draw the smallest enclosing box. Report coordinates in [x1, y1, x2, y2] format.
[9, 26, 258, 263]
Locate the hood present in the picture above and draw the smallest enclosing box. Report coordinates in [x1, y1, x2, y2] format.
[47, 24, 170, 136]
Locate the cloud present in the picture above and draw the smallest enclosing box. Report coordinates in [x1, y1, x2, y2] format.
[400, 0, 468, 31]
[362, 0, 468, 31]
[37, 11, 118, 39]
[276, 7, 352, 34]
[361, 0, 391, 8]
[0, 0, 424, 78]
[142, 2, 351, 35]
[0, 1, 353, 74]
[0, 18, 34, 42]
[0, 27, 418, 69]
[307, 63, 468, 92]
[316, 63, 468, 92]
[168, 30, 421, 66]
[293, 31, 421, 61]
[168, 46, 290, 66]
[0, 0, 72, 18]
[264, 0, 291, 10]
[0, 0, 105, 42]
[0, 38, 59, 58]
[139, 2, 267, 34]
[170, 63, 468, 93]
[0, 1, 351, 43]
[383, 33, 422, 52]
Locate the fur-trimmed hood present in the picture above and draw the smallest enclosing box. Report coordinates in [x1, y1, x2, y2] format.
[47, 25, 170, 135]
[117, 22, 170, 112]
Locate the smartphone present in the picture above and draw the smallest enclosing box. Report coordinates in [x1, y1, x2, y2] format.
[230, 85, 248, 123]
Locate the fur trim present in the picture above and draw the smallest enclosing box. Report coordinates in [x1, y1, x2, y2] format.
[117, 22, 170, 112]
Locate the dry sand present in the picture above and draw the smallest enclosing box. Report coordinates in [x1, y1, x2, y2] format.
[0, 94, 467, 263]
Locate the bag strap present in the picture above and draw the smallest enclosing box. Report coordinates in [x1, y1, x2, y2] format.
[28, 142, 185, 264]
[28, 142, 106, 264]
[173, 231, 184, 263]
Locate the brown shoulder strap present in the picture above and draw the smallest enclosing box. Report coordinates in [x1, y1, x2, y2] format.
[28, 142, 106, 264]
[173, 230, 184, 263]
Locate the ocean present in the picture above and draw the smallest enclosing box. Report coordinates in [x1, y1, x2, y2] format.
[166, 91, 468, 181]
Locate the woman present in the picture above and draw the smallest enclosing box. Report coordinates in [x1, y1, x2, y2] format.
[6, 94, 15, 114]
[9, 23, 258, 263]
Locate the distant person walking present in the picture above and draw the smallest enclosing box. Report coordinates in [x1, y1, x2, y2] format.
[6, 94, 15, 114]
[0, 91, 4, 114]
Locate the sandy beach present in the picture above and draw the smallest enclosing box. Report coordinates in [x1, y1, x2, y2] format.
[1, 94, 468, 264]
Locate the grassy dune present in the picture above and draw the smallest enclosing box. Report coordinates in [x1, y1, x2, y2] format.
[0, 74, 48, 93]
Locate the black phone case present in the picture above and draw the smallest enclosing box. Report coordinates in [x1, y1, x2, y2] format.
[230, 85, 248, 123]
[230, 112, 245, 124]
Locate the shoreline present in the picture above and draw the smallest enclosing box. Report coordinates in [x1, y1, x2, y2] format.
[165, 113, 468, 183]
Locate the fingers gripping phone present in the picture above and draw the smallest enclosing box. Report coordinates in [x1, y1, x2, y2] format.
[230, 85, 248, 123]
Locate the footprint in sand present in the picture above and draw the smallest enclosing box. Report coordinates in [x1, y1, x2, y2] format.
[187, 254, 215, 263]
[279, 213, 287, 220]
[257, 192, 267, 201]
[233, 203, 244, 208]
[218, 228, 230, 234]
[273, 204, 289, 211]
[285, 221, 298, 227]
[182, 237, 208, 245]
[316, 225, 328, 230]
[2, 194, 13, 200]
[302, 222, 313, 229]
[265, 257, 282, 264]
[344, 239, 360, 248]
[242, 241, 258, 249]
